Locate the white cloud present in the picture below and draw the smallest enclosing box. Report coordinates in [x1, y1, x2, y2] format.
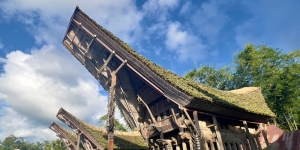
[236, 0, 300, 51]
[190, 0, 229, 41]
[142, 0, 179, 22]
[179, 1, 192, 16]
[165, 22, 207, 62]
[0, 0, 143, 45]
[0, 107, 57, 142]
[0, 0, 143, 142]
[0, 45, 108, 141]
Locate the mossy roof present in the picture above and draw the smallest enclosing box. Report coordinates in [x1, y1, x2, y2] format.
[71, 7, 275, 118]
[58, 108, 147, 149]
[49, 122, 78, 147]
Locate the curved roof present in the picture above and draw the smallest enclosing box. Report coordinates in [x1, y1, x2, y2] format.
[57, 108, 147, 149]
[49, 122, 79, 149]
[63, 7, 275, 122]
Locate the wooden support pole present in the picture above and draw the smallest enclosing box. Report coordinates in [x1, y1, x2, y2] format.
[97, 51, 115, 75]
[205, 141, 209, 150]
[243, 121, 257, 150]
[254, 136, 262, 150]
[189, 139, 193, 150]
[225, 142, 231, 150]
[107, 74, 117, 150]
[236, 143, 242, 150]
[232, 143, 237, 150]
[85, 34, 96, 55]
[260, 123, 270, 150]
[212, 115, 225, 150]
[77, 133, 82, 150]
[182, 142, 187, 150]
[210, 140, 215, 150]
[138, 96, 157, 124]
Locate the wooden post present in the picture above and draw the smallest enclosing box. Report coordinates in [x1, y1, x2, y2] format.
[212, 115, 224, 150]
[210, 140, 215, 150]
[243, 121, 257, 150]
[254, 136, 262, 150]
[107, 74, 117, 150]
[260, 123, 270, 150]
[204, 140, 209, 150]
[226, 142, 232, 150]
[236, 143, 242, 150]
[189, 139, 194, 150]
[232, 143, 237, 150]
[182, 142, 187, 150]
[77, 133, 82, 150]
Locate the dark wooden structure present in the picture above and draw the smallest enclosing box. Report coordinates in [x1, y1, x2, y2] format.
[61, 6, 275, 150]
[49, 122, 82, 150]
[56, 108, 147, 150]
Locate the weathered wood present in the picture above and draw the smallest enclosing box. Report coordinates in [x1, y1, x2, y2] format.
[212, 115, 224, 150]
[210, 140, 215, 150]
[243, 121, 257, 150]
[97, 51, 115, 75]
[236, 143, 242, 150]
[85, 34, 96, 54]
[189, 139, 193, 150]
[138, 96, 157, 124]
[226, 142, 232, 150]
[107, 74, 117, 150]
[260, 123, 270, 150]
[232, 143, 237, 150]
[77, 133, 82, 150]
[182, 142, 187, 150]
[70, 22, 81, 43]
[254, 136, 262, 150]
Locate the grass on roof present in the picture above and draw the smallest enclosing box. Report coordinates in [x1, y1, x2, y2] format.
[74, 7, 275, 117]
[60, 108, 147, 149]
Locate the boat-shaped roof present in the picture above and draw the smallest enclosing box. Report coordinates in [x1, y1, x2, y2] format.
[62, 7, 275, 123]
[57, 108, 147, 149]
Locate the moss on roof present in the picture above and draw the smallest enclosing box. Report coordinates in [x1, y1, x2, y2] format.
[50, 122, 78, 147]
[58, 108, 147, 149]
[73, 7, 275, 118]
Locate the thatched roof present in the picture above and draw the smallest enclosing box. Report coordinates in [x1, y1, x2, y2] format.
[57, 108, 147, 149]
[64, 7, 275, 121]
[49, 122, 78, 149]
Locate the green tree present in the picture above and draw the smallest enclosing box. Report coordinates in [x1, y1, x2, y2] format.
[185, 44, 300, 131]
[185, 65, 233, 90]
[44, 139, 67, 150]
[99, 114, 128, 132]
[0, 135, 44, 150]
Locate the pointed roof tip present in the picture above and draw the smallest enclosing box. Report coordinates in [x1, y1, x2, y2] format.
[57, 107, 66, 116]
[75, 5, 81, 11]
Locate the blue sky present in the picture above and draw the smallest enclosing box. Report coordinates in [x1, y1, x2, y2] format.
[0, 0, 299, 142]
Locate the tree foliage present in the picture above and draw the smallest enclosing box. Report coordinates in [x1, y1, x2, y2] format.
[99, 114, 128, 132]
[185, 44, 300, 131]
[0, 135, 67, 150]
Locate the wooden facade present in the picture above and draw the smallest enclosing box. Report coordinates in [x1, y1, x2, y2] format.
[58, 6, 275, 150]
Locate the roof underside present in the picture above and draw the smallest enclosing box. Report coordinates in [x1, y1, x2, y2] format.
[63, 7, 275, 122]
[57, 108, 147, 149]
